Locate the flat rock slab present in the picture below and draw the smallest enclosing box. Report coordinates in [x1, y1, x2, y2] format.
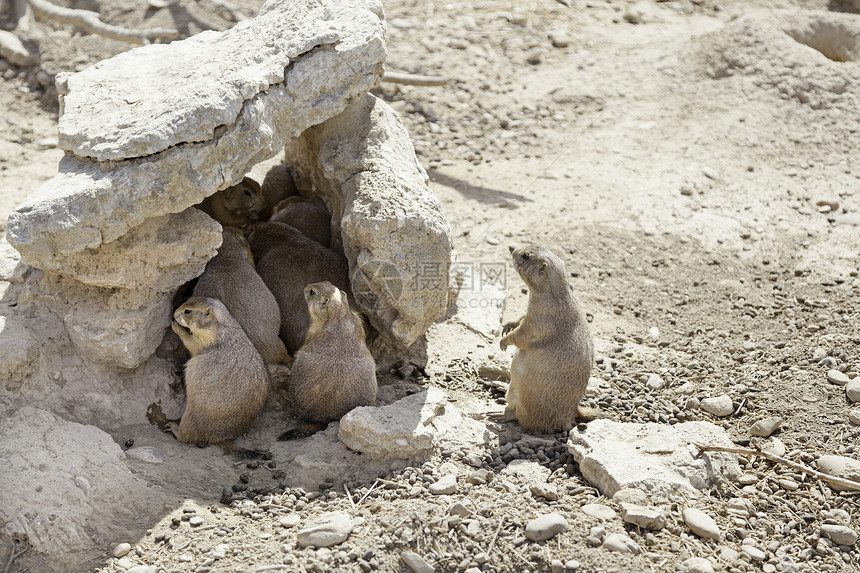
[7, 0, 386, 267]
[567, 420, 741, 498]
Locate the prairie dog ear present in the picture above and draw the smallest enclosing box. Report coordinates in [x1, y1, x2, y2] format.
[243, 177, 261, 193]
[540, 262, 548, 276]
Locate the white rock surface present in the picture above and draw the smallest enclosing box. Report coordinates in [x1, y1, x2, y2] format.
[0, 407, 175, 570]
[450, 257, 505, 338]
[502, 459, 551, 487]
[125, 446, 166, 464]
[339, 388, 486, 458]
[683, 508, 721, 541]
[0, 314, 40, 390]
[296, 511, 354, 547]
[0, 30, 38, 66]
[602, 533, 641, 554]
[567, 420, 741, 497]
[285, 93, 452, 347]
[817, 455, 860, 491]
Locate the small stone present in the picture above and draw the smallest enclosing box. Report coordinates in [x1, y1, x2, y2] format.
[680, 557, 715, 573]
[750, 416, 782, 437]
[822, 509, 851, 525]
[530, 483, 560, 501]
[126, 567, 157, 573]
[550, 559, 565, 573]
[820, 524, 858, 546]
[113, 543, 132, 558]
[817, 455, 860, 491]
[818, 356, 838, 368]
[742, 341, 755, 352]
[736, 474, 758, 486]
[779, 479, 799, 491]
[849, 409, 860, 425]
[602, 533, 640, 554]
[619, 502, 666, 530]
[429, 474, 457, 495]
[467, 469, 491, 485]
[846, 379, 860, 403]
[648, 326, 660, 341]
[612, 487, 648, 506]
[211, 544, 229, 559]
[741, 546, 766, 561]
[719, 548, 739, 563]
[548, 30, 570, 48]
[700, 395, 734, 417]
[763, 437, 786, 458]
[827, 370, 850, 386]
[683, 508, 721, 541]
[702, 167, 718, 180]
[189, 516, 204, 526]
[646, 374, 665, 390]
[401, 551, 435, 573]
[279, 515, 300, 528]
[449, 502, 472, 517]
[581, 504, 617, 520]
[816, 197, 840, 211]
[0, 30, 39, 66]
[297, 512, 353, 547]
[74, 476, 90, 494]
[116, 558, 135, 569]
[564, 560, 580, 570]
[486, 236, 500, 245]
[125, 446, 166, 464]
[525, 49, 543, 65]
[680, 186, 694, 196]
[525, 513, 568, 542]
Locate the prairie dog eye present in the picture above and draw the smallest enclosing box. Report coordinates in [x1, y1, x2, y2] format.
[244, 189, 252, 197]
[522, 252, 530, 260]
[184, 309, 191, 314]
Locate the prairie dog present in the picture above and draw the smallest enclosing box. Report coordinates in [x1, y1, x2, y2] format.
[269, 196, 332, 247]
[260, 164, 298, 221]
[499, 246, 593, 434]
[243, 221, 350, 354]
[198, 177, 265, 228]
[281, 282, 376, 438]
[193, 227, 290, 366]
[169, 297, 271, 444]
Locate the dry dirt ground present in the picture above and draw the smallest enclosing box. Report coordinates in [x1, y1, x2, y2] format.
[2, 0, 860, 572]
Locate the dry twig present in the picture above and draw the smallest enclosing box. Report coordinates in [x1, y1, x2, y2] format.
[27, 0, 178, 44]
[694, 442, 860, 491]
[3, 542, 28, 573]
[382, 71, 447, 87]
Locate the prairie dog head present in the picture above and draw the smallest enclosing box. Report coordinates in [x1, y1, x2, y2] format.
[172, 297, 223, 355]
[210, 177, 265, 227]
[511, 245, 567, 294]
[220, 226, 255, 265]
[304, 281, 348, 322]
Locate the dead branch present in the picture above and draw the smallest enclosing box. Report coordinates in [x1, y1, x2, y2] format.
[27, 0, 178, 45]
[694, 442, 860, 492]
[382, 71, 447, 87]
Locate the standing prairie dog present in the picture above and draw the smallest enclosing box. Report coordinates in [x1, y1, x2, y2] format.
[279, 281, 376, 439]
[243, 221, 350, 354]
[193, 227, 290, 367]
[499, 246, 593, 434]
[198, 177, 266, 228]
[169, 297, 271, 445]
[269, 196, 332, 247]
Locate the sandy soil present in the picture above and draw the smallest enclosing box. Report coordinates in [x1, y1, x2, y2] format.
[2, 0, 860, 572]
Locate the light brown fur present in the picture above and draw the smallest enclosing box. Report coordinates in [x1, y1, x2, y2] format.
[260, 164, 298, 221]
[170, 297, 271, 444]
[499, 246, 594, 434]
[269, 196, 332, 247]
[199, 177, 266, 228]
[244, 221, 350, 355]
[193, 228, 290, 366]
[287, 281, 376, 423]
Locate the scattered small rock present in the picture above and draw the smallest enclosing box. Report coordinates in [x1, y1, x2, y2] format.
[680, 557, 715, 573]
[189, 516, 204, 526]
[297, 512, 353, 547]
[817, 455, 860, 491]
[602, 533, 640, 554]
[429, 474, 458, 495]
[530, 483, 560, 501]
[827, 370, 850, 386]
[279, 515, 300, 528]
[619, 502, 666, 530]
[525, 49, 543, 65]
[646, 373, 665, 390]
[0, 30, 39, 66]
[719, 547, 739, 563]
[816, 197, 840, 211]
[449, 501, 473, 517]
[401, 551, 435, 573]
[467, 469, 492, 485]
[750, 416, 782, 437]
[741, 545, 766, 561]
[525, 513, 568, 542]
[126, 567, 157, 573]
[700, 395, 734, 417]
[113, 543, 131, 558]
[846, 379, 860, 403]
[763, 437, 786, 458]
[683, 508, 721, 541]
[548, 30, 571, 48]
[820, 524, 858, 546]
[125, 446, 166, 464]
[211, 544, 229, 559]
[581, 504, 617, 521]
[848, 409, 860, 426]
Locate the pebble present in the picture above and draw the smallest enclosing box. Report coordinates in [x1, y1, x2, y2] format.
[742, 341, 755, 352]
[113, 543, 132, 558]
[750, 416, 782, 437]
[297, 512, 354, 547]
[449, 502, 472, 517]
[816, 455, 860, 491]
[189, 516, 204, 526]
[822, 509, 851, 525]
[602, 533, 640, 554]
[467, 469, 492, 485]
[618, 502, 666, 530]
[211, 544, 229, 559]
[548, 30, 570, 48]
[679, 557, 715, 573]
[646, 373, 665, 390]
[581, 504, 617, 520]
[612, 488, 648, 505]
[525, 49, 543, 65]
[812, 347, 828, 362]
[0, 30, 38, 66]
[125, 446, 166, 464]
[525, 513, 568, 542]
[401, 551, 435, 573]
[648, 326, 660, 341]
[719, 547, 739, 562]
[700, 395, 734, 417]
[846, 379, 860, 403]
[116, 558, 135, 569]
[429, 474, 458, 495]
[486, 236, 500, 245]
[550, 559, 565, 573]
[565, 559, 580, 570]
[530, 483, 560, 501]
[279, 515, 300, 528]
[126, 567, 157, 573]
[816, 197, 840, 211]
[763, 437, 786, 458]
[849, 409, 860, 425]
[818, 356, 838, 368]
[74, 476, 91, 494]
[820, 524, 858, 546]
[741, 545, 766, 561]
[683, 508, 721, 541]
[827, 369, 850, 386]
[736, 473, 758, 485]
[702, 167, 718, 180]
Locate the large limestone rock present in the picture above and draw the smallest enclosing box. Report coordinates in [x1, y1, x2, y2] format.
[0, 407, 176, 571]
[286, 93, 452, 345]
[567, 420, 741, 498]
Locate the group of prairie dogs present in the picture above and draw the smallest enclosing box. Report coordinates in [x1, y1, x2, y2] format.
[167, 165, 594, 450]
